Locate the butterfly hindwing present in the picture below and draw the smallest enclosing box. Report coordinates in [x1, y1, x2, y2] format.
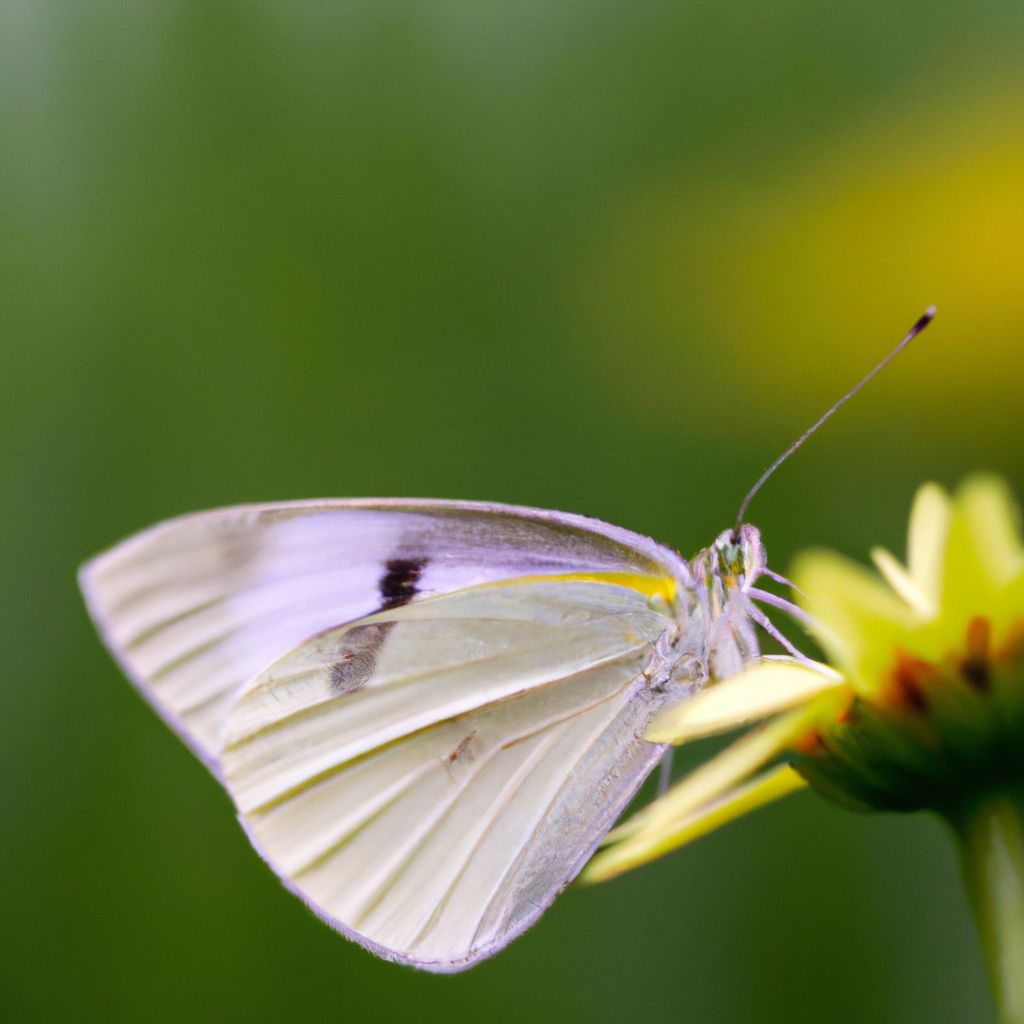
[222, 578, 679, 970]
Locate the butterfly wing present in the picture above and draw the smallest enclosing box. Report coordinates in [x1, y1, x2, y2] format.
[222, 577, 681, 970]
[80, 500, 693, 969]
[79, 499, 688, 766]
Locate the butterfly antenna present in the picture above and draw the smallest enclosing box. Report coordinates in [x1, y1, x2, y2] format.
[734, 306, 936, 532]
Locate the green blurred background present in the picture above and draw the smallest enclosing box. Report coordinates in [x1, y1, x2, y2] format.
[4, 2, 1024, 1021]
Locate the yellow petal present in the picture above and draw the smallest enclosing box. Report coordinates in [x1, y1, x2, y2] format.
[647, 659, 845, 744]
[957, 474, 1024, 586]
[936, 477, 1018, 623]
[581, 765, 807, 882]
[907, 482, 952, 602]
[871, 546, 935, 616]
[607, 697, 833, 845]
[793, 550, 917, 684]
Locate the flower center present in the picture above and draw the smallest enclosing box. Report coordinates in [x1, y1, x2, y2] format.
[961, 616, 992, 691]
[790, 616, 1024, 814]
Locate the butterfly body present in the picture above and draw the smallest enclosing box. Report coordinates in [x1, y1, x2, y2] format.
[80, 499, 772, 971]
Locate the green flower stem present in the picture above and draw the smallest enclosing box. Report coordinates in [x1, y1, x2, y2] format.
[953, 788, 1024, 1024]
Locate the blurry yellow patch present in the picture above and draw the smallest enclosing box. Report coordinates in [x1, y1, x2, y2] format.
[574, 78, 1024, 436]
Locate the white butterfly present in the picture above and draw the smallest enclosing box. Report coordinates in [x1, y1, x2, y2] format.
[79, 312, 934, 972]
[79, 500, 784, 970]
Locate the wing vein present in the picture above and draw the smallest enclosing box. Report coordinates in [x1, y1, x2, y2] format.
[405, 728, 568, 952]
[283, 682, 634, 879]
[419, 680, 643, 955]
[229, 623, 648, 750]
[469, 674, 652, 950]
[238, 646, 648, 815]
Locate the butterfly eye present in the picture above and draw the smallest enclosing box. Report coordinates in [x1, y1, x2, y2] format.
[712, 530, 745, 577]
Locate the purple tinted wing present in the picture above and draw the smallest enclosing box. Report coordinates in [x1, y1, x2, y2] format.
[80, 499, 689, 766]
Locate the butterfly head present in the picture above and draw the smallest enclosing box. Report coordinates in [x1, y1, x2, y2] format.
[682, 524, 770, 682]
[696, 524, 765, 594]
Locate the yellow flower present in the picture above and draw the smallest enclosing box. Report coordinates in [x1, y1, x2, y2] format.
[583, 475, 1024, 883]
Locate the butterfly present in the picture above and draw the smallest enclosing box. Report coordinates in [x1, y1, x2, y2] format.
[78, 312, 934, 972]
[79, 500, 786, 970]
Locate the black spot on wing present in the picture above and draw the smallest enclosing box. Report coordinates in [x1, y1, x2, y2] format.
[329, 622, 394, 694]
[379, 557, 428, 610]
[329, 557, 427, 695]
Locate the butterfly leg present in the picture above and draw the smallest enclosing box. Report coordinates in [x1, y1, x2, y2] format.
[744, 600, 815, 664]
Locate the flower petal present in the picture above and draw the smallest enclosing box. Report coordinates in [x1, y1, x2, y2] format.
[958, 474, 1024, 586]
[907, 482, 952, 602]
[607, 698, 833, 846]
[647, 659, 845, 744]
[871, 546, 935, 616]
[938, 478, 1019, 624]
[581, 765, 807, 882]
[794, 550, 918, 689]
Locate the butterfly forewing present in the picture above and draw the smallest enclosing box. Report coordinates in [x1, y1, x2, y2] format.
[222, 578, 678, 970]
[79, 500, 686, 763]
